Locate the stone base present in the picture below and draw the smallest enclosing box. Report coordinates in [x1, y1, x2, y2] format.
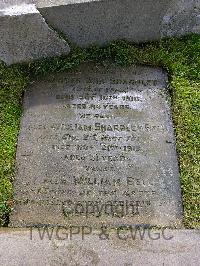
[0, 228, 199, 265]
[0, 3, 70, 65]
[1, 1, 200, 64]
[37, 0, 171, 47]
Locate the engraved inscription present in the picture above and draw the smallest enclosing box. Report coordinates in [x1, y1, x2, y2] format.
[10, 65, 182, 227]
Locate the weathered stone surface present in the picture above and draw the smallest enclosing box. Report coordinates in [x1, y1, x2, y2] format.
[10, 64, 183, 227]
[161, 0, 200, 37]
[0, 229, 199, 265]
[0, 3, 70, 65]
[1, 1, 200, 64]
[0, 1, 34, 9]
[38, 0, 172, 47]
[37, 0, 200, 47]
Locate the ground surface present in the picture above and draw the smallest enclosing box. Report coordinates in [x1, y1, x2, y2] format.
[0, 34, 199, 228]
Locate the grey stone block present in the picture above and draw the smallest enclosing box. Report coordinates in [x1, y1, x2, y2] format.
[0, 3, 70, 65]
[0, 228, 199, 265]
[1, 0, 200, 64]
[37, 0, 200, 47]
[161, 0, 200, 37]
[37, 0, 172, 47]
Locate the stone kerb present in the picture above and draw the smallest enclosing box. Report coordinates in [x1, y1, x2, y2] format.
[1, 0, 200, 64]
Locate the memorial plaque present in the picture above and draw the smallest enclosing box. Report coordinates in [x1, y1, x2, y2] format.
[10, 64, 183, 227]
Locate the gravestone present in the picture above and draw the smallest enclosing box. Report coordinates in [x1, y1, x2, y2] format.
[10, 64, 183, 228]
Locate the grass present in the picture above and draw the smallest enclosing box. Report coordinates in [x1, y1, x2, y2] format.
[0, 65, 27, 225]
[0, 34, 199, 228]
